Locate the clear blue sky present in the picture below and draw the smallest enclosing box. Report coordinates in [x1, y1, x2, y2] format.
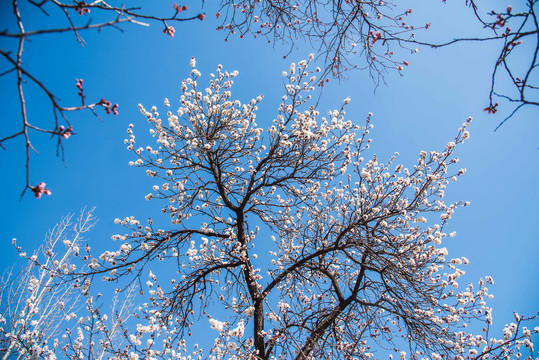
[1, 0, 537, 353]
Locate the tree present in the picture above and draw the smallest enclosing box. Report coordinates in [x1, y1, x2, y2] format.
[47, 58, 536, 359]
[1, 209, 137, 359]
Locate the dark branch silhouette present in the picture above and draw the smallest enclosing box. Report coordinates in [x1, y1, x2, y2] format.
[0, 0, 205, 199]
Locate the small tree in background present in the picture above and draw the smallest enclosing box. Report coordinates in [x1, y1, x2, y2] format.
[45, 57, 536, 359]
[1, 209, 137, 359]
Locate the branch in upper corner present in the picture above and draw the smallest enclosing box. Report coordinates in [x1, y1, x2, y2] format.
[0, 0, 206, 198]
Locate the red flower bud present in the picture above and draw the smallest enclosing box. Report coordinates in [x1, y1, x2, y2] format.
[31, 182, 52, 198]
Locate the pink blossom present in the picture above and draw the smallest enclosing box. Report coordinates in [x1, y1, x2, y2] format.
[100, 98, 119, 115]
[31, 182, 52, 198]
[58, 125, 73, 139]
[163, 26, 175, 38]
[75, 2, 90, 15]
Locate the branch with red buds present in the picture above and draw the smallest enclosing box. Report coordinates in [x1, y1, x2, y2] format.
[0, 0, 207, 199]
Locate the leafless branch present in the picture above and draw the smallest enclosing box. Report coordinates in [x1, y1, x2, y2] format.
[0, 0, 205, 198]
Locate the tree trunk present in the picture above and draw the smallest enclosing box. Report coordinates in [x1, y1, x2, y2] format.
[254, 298, 266, 358]
[294, 299, 350, 360]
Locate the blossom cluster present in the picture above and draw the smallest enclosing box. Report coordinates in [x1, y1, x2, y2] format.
[31, 182, 52, 198]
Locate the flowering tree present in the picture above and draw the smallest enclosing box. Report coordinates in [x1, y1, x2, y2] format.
[1, 209, 137, 359]
[45, 57, 536, 359]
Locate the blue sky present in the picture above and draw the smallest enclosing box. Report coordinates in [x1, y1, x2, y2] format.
[1, 0, 538, 353]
